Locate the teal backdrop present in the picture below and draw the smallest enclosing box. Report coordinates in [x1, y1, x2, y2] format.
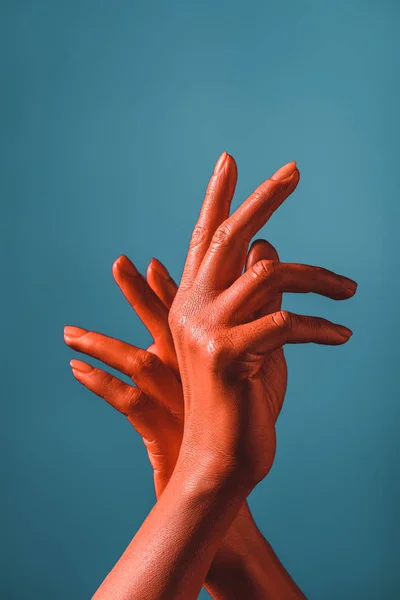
[1, 1, 399, 598]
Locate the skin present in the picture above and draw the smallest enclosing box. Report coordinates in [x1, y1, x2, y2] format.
[65, 154, 357, 599]
[65, 241, 305, 599]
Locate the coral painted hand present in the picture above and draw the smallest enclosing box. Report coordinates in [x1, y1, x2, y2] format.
[62, 156, 291, 499]
[65, 153, 357, 600]
[64, 257, 183, 497]
[64, 243, 281, 495]
[65, 247, 307, 598]
[168, 154, 357, 489]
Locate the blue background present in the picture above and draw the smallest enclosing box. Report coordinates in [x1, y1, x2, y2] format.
[1, 1, 399, 598]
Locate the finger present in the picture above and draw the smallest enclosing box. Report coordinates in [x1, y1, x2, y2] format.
[196, 162, 300, 291]
[220, 262, 357, 323]
[146, 258, 178, 309]
[179, 152, 238, 291]
[244, 239, 282, 317]
[235, 310, 353, 354]
[245, 238, 280, 268]
[70, 359, 165, 442]
[64, 326, 182, 414]
[113, 255, 169, 335]
[113, 255, 177, 373]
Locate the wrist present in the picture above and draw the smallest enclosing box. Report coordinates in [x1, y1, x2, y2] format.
[174, 441, 253, 505]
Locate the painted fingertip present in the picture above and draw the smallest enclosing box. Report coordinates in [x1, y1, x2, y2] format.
[70, 359, 94, 374]
[214, 151, 228, 175]
[113, 254, 139, 278]
[64, 326, 87, 339]
[271, 161, 297, 182]
[149, 257, 171, 280]
[342, 277, 358, 292]
[336, 325, 353, 340]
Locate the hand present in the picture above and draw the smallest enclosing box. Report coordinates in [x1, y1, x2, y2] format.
[64, 257, 183, 496]
[169, 154, 357, 490]
[65, 244, 306, 600]
[63, 239, 277, 495]
[63, 154, 288, 497]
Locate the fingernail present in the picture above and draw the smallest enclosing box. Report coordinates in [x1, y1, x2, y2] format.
[271, 161, 297, 182]
[64, 326, 87, 339]
[336, 324, 353, 339]
[341, 277, 358, 291]
[150, 258, 171, 280]
[70, 359, 94, 373]
[214, 151, 228, 175]
[114, 254, 139, 278]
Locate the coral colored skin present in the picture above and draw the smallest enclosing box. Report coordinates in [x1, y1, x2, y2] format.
[65, 154, 357, 600]
[65, 243, 305, 599]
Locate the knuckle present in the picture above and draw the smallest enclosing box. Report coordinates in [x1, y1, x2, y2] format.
[127, 349, 159, 374]
[211, 221, 234, 248]
[204, 335, 233, 369]
[272, 310, 293, 331]
[139, 351, 160, 371]
[252, 259, 277, 280]
[187, 323, 234, 369]
[189, 224, 208, 249]
[127, 387, 148, 413]
[99, 372, 117, 397]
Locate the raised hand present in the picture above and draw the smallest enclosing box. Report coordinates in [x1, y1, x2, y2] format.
[66, 153, 356, 600]
[169, 155, 357, 490]
[66, 253, 309, 599]
[64, 256, 183, 496]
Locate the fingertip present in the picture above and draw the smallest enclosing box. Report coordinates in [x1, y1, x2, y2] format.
[148, 257, 171, 280]
[335, 324, 353, 342]
[226, 152, 237, 175]
[70, 359, 94, 374]
[271, 161, 297, 182]
[64, 325, 87, 340]
[112, 254, 138, 279]
[346, 286, 357, 299]
[146, 259, 155, 279]
[248, 238, 279, 262]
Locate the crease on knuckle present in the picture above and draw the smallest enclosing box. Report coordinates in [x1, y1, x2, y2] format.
[99, 372, 116, 398]
[211, 221, 234, 248]
[128, 349, 159, 375]
[190, 224, 208, 249]
[272, 310, 292, 334]
[252, 259, 277, 280]
[127, 387, 148, 413]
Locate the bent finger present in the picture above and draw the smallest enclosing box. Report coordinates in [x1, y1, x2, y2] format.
[70, 359, 161, 441]
[236, 310, 352, 354]
[244, 238, 282, 318]
[64, 326, 182, 413]
[221, 262, 357, 323]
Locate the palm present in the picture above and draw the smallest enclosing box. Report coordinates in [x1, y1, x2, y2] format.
[247, 348, 287, 477]
[260, 347, 287, 422]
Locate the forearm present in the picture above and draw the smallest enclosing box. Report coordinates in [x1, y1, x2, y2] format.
[93, 454, 249, 600]
[151, 464, 305, 600]
[205, 501, 306, 599]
